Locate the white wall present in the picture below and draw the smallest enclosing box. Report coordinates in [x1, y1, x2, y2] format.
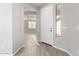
[0, 3, 12, 55]
[0, 3, 24, 55]
[12, 4, 24, 54]
[54, 4, 79, 56]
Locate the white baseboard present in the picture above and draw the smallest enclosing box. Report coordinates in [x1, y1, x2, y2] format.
[12, 45, 25, 56]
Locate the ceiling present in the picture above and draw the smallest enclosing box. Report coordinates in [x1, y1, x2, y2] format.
[29, 3, 48, 9]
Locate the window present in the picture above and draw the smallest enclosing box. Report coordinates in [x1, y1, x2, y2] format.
[56, 4, 61, 36]
[57, 20, 61, 36]
[28, 21, 36, 29]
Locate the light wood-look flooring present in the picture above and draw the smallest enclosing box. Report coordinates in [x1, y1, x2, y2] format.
[15, 34, 70, 56]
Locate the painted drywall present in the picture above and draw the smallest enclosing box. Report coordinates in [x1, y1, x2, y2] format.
[54, 4, 79, 56]
[0, 3, 12, 55]
[12, 4, 24, 54]
[0, 3, 24, 55]
[40, 4, 56, 45]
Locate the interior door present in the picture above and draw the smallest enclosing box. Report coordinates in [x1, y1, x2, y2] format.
[40, 4, 56, 45]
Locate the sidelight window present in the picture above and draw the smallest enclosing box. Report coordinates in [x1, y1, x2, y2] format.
[56, 4, 61, 36]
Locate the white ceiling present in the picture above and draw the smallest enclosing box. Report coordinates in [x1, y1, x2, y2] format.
[29, 3, 47, 8]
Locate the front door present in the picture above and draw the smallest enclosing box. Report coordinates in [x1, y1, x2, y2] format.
[40, 4, 56, 45]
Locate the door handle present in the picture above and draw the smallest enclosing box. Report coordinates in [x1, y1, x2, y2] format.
[49, 28, 56, 32]
[50, 28, 52, 32]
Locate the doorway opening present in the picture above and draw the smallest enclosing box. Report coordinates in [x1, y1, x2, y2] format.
[24, 6, 39, 45]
